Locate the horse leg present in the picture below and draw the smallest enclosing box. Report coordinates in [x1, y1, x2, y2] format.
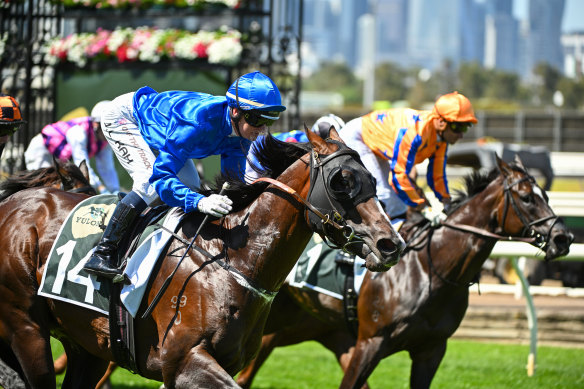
[166, 346, 240, 389]
[318, 332, 371, 389]
[53, 352, 67, 375]
[60, 345, 109, 389]
[9, 327, 55, 388]
[95, 362, 117, 389]
[236, 332, 280, 388]
[52, 348, 115, 388]
[408, 341, 447, 389]
[339, 336, 384, 389]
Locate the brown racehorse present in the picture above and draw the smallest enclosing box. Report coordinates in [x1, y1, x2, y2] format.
[236, 156, 573, 389]
[0, 159, 96, 201]
[0, 128, 405, 388]
[0, 159, 96, 389]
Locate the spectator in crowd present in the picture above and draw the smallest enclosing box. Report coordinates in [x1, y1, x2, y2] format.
[339, 92, 478, 225]
[24, 101, 120, 194]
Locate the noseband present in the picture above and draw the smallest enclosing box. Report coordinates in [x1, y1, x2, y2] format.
[500, 174, 557, 248]
[253, 143, 376, 255]
[440, 171, 558, 249]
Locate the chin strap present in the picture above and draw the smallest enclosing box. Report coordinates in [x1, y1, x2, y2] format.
[229, 109, 243, 138]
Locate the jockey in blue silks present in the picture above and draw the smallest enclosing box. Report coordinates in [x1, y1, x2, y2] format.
[84, 71, 286, 280]
[244, 113, 345, 184]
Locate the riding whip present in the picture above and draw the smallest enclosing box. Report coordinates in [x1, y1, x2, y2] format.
[141, 182, 230, 319]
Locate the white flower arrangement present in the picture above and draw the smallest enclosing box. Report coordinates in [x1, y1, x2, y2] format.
[53, 0, 241, 9]
[44, 26, 242, 67]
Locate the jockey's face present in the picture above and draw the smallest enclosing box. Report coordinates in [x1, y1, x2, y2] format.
[231, 108, 269, 141]
[440, 125, 465, 145]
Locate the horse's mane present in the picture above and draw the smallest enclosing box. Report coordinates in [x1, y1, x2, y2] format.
[208, 134, 310, 211]
[446, 168, 501, 214]
[400, 163, 528, 241]
[0, 162, 89, 202]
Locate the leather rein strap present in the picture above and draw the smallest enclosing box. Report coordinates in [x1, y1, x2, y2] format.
[251, 176, 346, 231]
[440, 221, 537, 243]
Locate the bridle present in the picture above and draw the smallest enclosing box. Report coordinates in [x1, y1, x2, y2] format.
[64, 184, 96, 195]
[253, 141, 376, 255]
[498, 173, 557, 248]
[420, 168, 559, 291]
[59, 179, 96, 195]
[440, 169, 558, 249]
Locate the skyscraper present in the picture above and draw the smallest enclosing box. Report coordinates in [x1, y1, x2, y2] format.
[483, 0, 519, 72]
[524, 0, 566, 77]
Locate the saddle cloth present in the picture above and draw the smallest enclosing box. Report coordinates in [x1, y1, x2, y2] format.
[287, 234, 367, 299]
[286, 218, 404, 299]
[38, 194, 184, 317]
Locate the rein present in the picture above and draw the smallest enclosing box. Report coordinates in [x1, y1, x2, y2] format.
[440, 174, 557, 249]
[424, 170, 558, 290]
[251, 176, 345, 230]
[251, 146, 365, 254]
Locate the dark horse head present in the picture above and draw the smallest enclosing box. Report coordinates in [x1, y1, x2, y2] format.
[219, 127, 405, 271]
[447, 155, 573, 261]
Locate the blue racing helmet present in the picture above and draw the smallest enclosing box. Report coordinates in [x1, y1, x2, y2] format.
[226, 71, 286, 113]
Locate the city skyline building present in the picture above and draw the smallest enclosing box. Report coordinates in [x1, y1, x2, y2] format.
[301, 0, 570, 81]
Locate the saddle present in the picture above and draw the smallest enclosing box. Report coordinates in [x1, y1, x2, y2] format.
[38, 194, 189, 373]
[109, 201, 171, 374]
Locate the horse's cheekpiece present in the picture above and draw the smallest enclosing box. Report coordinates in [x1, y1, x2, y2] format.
[306, 140, 377, 254]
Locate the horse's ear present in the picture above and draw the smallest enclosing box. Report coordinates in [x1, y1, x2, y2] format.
[304, 123, 328, 151]
[327, 127, 345, 144]
[78, 160, 90, 181]
[513, 154, 526, 170]
[496, 154, 513, 177]
[53, 156, 67, 180]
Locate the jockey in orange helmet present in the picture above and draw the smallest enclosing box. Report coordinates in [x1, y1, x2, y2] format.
[0, 94, 26, 158]
[339, 92, 478, 226]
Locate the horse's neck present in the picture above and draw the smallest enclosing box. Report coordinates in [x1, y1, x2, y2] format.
[428, 187, 500, 287]
[235, 164, 314, 293]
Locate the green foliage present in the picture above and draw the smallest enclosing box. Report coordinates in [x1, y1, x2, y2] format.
[374, 62, 408, 102]
[306, 60, 584, 111]
[51, 338, 584, 388]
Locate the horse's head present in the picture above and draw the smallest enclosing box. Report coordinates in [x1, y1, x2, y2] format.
[494, 155, 573, 260]
[303, 127, 405, 271]
[54, 158, 97, 195]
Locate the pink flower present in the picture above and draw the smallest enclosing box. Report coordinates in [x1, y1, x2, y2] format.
[195, 43, 207, 58]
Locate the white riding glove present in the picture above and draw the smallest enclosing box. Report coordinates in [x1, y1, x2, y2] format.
[197, 194, 233, 217]
[421, 206, 447, 227]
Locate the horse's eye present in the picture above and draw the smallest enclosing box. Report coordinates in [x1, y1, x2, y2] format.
[519, 193, 532, 203]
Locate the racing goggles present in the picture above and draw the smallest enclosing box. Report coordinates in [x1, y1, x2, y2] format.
[244, 110, 280, 127]
[449, 122, 472, 134]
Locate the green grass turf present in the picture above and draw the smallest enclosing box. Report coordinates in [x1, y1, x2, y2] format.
[51, 338, 584, 388]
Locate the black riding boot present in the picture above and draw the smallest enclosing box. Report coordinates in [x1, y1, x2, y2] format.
[83, 201, 139, 279]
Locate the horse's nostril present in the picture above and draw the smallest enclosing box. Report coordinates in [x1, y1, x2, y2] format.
[554, 233, 572, 247]
[377, 238, 397, 255]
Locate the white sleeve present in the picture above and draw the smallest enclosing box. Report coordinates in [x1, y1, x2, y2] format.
[95, 146, 120, 192]
[65, 125, 102, 188]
